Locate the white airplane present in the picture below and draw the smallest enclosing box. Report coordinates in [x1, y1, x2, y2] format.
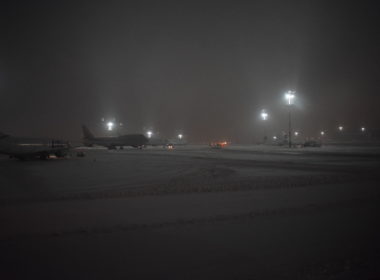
[0, 131, 71, 160]
[147, 137, 170, 147]
[82, 125, 148, 149]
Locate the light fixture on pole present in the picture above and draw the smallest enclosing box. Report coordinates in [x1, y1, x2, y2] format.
[284, 91, 296, 148]
[260, 110, 268, 121]
[260, 109, 269, 143]
[285, 91, 295, 105]
[107, 122, 114, 131]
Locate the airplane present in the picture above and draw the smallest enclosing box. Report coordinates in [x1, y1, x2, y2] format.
[146, 135, 188, 148]
[147, 137, 170, 147]
[0, 131, 71, 160]
[82, 125, 148, 149]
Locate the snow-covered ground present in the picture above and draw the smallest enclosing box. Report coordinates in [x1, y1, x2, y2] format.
[1, 145, 379, 279]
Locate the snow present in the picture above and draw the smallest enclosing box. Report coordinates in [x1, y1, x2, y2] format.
[1, 145, 379, 279]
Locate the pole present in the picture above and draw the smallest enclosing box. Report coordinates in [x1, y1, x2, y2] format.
[263, 125, 267, 144]
[288, 108, 292, 148]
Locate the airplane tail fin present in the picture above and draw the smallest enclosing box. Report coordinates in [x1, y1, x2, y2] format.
[82, 125, 95, 140]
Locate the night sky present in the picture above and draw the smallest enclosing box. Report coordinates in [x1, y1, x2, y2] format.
[2, 0, 380, 142]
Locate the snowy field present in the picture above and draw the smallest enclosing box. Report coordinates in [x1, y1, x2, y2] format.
[1, 145, 380, 279]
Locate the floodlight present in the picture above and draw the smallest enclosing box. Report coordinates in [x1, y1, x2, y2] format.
[107, 122, 114, 131]
[284, 90, 296, 105]
[260, 110, 268, 121]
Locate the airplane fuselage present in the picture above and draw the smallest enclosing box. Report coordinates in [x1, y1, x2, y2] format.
[0, 135, 70, 158]
[83, 135, 148, 149]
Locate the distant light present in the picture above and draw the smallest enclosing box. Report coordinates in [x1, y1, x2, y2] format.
[260, 110, 268, 121]
[147, 131, 153, 138]
[273, 136, 277, 140]
[320, 131, 325, 136]
[361, 127, 366, 132]
[178, 134, 183, 140]
[294, 131, 299, 136]
[119, 122, 123, 126]
[284, 90, 296, 105]
[107, 122, 114, 131]
[338, 126, 343, 131]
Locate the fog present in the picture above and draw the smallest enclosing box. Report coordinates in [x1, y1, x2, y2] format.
[2, 1, 379, 141]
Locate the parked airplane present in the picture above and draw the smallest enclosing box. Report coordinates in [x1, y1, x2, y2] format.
[0, 132, 71, 160]
[82, 125, 148, 149]
[147, 137, 187, 148]
[147, 137, 170, 147]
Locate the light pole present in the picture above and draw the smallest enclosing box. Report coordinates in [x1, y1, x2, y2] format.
[107, 122, 114, 131]
[284, 91, 295, 148]
[320, 131, 325, 145]
[102, 118, 118, 133]
[261, 110, 268, 121]
[260, 109, 269, 143]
